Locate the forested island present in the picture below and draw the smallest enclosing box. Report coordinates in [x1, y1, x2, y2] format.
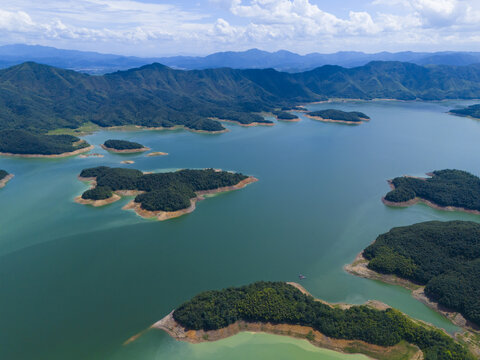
[0, 129, 92, 157]
[0, 170, 13, 188]
[305, 109, 370, 124]
[102, 139, 150, 153]
[383, 169, 480, 213]
[152, 281, 474, 360]
[76, 167, 257, 220]
[272, 111, 299, 121]
[449, 104, 480, 119]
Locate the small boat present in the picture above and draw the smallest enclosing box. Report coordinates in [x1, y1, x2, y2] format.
[299, 274, 306, 280]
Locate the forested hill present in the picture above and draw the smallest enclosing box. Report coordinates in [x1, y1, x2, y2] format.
[3, 61, 480, 133]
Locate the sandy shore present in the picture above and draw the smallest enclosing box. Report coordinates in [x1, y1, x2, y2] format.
[142, 283, 422, 360]
[146, 152, 168, 157]
[101, 144, 150, 153]
[345, 252, 480, 356]
[382, 178, 480, 215]
[79, 153, 104, 158]
[123, 176, 258, 221]
[0, 145, 94, 158]
[217, 119, 274, 127]
[304, 114, 368, 125]
[0, 174, 14, 188]
[121, 160, 135, 164]
[106, 124, 228, 135]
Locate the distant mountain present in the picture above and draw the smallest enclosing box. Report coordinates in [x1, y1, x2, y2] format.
[2, 44, 480, 74]
[2, 60, 480, 136]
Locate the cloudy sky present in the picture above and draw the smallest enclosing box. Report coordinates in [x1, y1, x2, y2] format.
[1, 0, 480, 56]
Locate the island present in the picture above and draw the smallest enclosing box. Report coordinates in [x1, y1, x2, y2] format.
[101, 139, 150, 153]
[305, 109, 370, 124]
[345, 221, 480, 354]
[146, 152, 168, 157]
[272, 111, 300, 121]
[75, 167, 257, 220]
[449, 104, 480, 119]
[383, 169, 480, 214]
[0, 129, 93, 157]
[0, 170, 13, 188]
[148, 281, 473, 360]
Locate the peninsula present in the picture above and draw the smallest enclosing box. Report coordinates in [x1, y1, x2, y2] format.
[305, 109, 370, 124]
[101, 139, 150, 153]
[345, 221, 480, 353]
[449, 104, 480, 119]
[272, 111, 300, 121]
[0, 170, 13, 188]
[383, 169, 480, 214]
[150, 281, 473, 360]
[0, 129, 92, 157]
[76, 167, 257, 220]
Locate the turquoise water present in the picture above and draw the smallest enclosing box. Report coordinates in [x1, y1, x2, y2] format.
[0, 100, 478, 359]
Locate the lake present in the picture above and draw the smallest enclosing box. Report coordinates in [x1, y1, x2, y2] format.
[0, 100, 478, 359]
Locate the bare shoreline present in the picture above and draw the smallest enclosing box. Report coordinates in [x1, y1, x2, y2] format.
[344, 252, 480, 355]
[305, 114, 369, 125]
[216, 119, 274, 127]
[0, 145, 94, 158]
[101, 144, 150, 153]
[75, 173, 258, 221]
[141, 282, 422, 360]
[0, 174, 14, 188]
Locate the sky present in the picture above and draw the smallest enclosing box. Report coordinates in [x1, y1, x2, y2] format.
[1, 0, 480, 56]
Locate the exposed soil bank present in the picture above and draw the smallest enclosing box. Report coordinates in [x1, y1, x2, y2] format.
[101, 144, 150, 153]
[147, 283, 422, 360]
[0, 145, 94, 158]
[0, 174, 14, 188]
[146, 152, 168, 157]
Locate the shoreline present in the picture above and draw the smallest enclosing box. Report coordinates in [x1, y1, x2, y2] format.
[143, 283, 422, 360]
[146, 152, 168, 157]
[105, 124, 228, 135]
[123, 176, 258, 221]
[382, 178, 480, 215]
[101, 144, 150, 153]
[344, 252, 480, 355]
[216, 119, 274, 127]
[0, 144, 94, 158]
[75, 173, 258, 221]
[0, 174, 14, 188]
[304, 114, 368, 125]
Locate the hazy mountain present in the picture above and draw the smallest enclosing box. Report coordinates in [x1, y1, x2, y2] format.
[2, 44, 480, 74]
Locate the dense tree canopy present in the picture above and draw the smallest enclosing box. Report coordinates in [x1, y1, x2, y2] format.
[363, 221, 480, 326]
[79, 167, 248, 211]
[103, 139, 145, 150]
[0, 170, 8, 181]
[450, 104, 480, 119]
[173, 281, 473, 360]
[307, 109, 370, 122]
[385, 169, 480, 210]
[0, 129, 89, 155]
[272, 110, 299, 120]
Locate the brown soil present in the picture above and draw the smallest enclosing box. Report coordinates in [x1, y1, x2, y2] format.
[0, 145, 94, 158]
[121, 160, 135, 164]
[146, 152, 168, 157]
[0, 174, 14, 188]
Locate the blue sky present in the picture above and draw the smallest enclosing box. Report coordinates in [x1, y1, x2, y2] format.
[1, 0, 480, 56]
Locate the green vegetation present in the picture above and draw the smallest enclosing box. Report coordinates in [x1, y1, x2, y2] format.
[273, 111, 299, 120]
[0, 129, 89, 155]
[385, 169, 480, 210]
[79, 167, 248, 212]
[173, 281, 473, 359]
[450, 104, 480, 119]
[363, 221, 480, 326]
[0, 170, 8, 180]
[103, 139, 145, 150]
[307, 109, 370, 122]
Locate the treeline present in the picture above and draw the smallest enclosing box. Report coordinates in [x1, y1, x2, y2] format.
[450, 104, 480, 119]
[385, 169, 480, 210]
[173, 281, 473, 359]
[363, 220, 480, 326]
[79, 167, 248, 211]
[0, 169, 8, 180]
[307, 109, 370, 122]
[103, 139, 145, 150]
[0, 129, 89, 155]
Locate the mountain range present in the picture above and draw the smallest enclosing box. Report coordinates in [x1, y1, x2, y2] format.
[3, 44, 480, 74]
[2, 60, 480, 136]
